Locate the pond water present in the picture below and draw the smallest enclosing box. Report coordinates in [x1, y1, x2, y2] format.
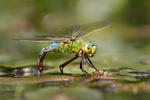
[1, 65, 150, 100]
[0, 25, 150, 100]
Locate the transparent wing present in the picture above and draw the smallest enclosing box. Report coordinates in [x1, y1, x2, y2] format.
[13, 21, 109, 42]
[71, 25, 80, 39]
[34, 25, 76, 39]
[76, 21, 110, 38]
[12, 38, 64, 43]
[36, 21, 110, 39]
[12, 25, 76, 42]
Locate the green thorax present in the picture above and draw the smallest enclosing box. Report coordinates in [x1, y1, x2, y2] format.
[56, 39, 84, 55]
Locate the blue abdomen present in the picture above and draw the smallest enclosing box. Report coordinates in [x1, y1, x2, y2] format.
[45, 42, 59, 51]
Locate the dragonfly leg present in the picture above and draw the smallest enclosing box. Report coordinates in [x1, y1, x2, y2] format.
[59, 56, 78, 74]
[80, 51, 88, 75]
[84, 54, 99, 72]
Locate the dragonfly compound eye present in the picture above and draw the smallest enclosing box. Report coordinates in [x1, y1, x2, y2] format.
[91, 45, 97, 56]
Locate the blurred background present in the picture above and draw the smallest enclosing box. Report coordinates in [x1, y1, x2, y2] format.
[1, 0, 150, 100]
[0, 0, 150, 70]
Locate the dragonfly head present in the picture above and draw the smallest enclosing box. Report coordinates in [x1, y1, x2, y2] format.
[84, 41, 97, 57]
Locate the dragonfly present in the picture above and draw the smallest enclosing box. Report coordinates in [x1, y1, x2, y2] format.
[14, 21, 109, 75]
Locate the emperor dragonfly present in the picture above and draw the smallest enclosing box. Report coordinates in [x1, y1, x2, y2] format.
[15, 21, 109, 75]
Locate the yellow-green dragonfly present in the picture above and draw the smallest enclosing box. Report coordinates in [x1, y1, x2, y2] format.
[15, 21, 109, 75]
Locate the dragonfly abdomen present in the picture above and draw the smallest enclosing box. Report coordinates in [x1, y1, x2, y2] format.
[39, 42, 59, 56]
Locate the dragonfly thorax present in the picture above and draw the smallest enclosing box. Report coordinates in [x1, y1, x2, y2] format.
[83, 41, 97, 57]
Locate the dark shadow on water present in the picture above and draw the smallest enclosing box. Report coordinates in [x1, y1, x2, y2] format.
[0, 73, 14, 77]
[0, 65, 54, 78]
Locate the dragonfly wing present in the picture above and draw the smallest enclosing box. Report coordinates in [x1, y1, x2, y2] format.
[77, 21, 110, 38]
[12, 38, 64, 43]
[34, 25, 77, 39]
[71, 25, 80, 39]
[35, 34, 70, 39]
[12, 21, 109, 43]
